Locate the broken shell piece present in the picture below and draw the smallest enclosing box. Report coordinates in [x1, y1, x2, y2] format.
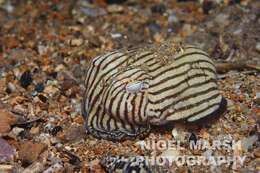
[125, 81, 148, 93]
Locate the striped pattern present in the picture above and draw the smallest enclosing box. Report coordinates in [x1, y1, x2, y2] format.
[82, 42, 225, 140]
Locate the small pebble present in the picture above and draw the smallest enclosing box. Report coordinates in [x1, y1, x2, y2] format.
[18, 141, 47, 165]
[6, 82, 16, 93]
[35, 83, 45, 93]
[38, 94, 48, 103]
[110, 33, 122, 39]
[44, 85, 59, 97]
[50, 126, 63, 136]
[48, 72, 58, 79]
[69, 38, 84, 46]
[46, 80, 58, 86]
[68, 154, 81, 165]
[30, 127, 40, 135]
[57, 125, 85, 142]
[31, 91, 38, 97]
[13, 104, 27, 115]
[20, 70, 33, 88]
[72, 65, 83, 78]
[107, 5, 124, 13]
[0, 137, 16, 162]
[64, 146, 72, 151]
[0, 108, 18, 134]
[37, 45, 48, 55]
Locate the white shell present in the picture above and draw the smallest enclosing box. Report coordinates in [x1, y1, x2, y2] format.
[126, 81, 145, 93]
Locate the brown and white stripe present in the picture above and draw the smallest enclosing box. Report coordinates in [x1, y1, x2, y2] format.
[82, 42, 226, 140]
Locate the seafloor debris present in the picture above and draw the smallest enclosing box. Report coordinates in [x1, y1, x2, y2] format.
[0, 0, 259, 172]
[0, 137, 15, 162]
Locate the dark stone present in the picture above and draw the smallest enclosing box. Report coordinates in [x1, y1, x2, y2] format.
[48, 72, 58, 79]
[69, 154, 81, 165]
[35, 83, 44, 93]
[38, 94, 47, 103]
[20, 70, 33, 88]
[50, 126, 63, 136]
[151, 4, 166, 15]
[5, 87, 12, 94]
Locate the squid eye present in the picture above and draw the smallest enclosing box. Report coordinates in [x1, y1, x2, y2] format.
[126, 81, 148, 93]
